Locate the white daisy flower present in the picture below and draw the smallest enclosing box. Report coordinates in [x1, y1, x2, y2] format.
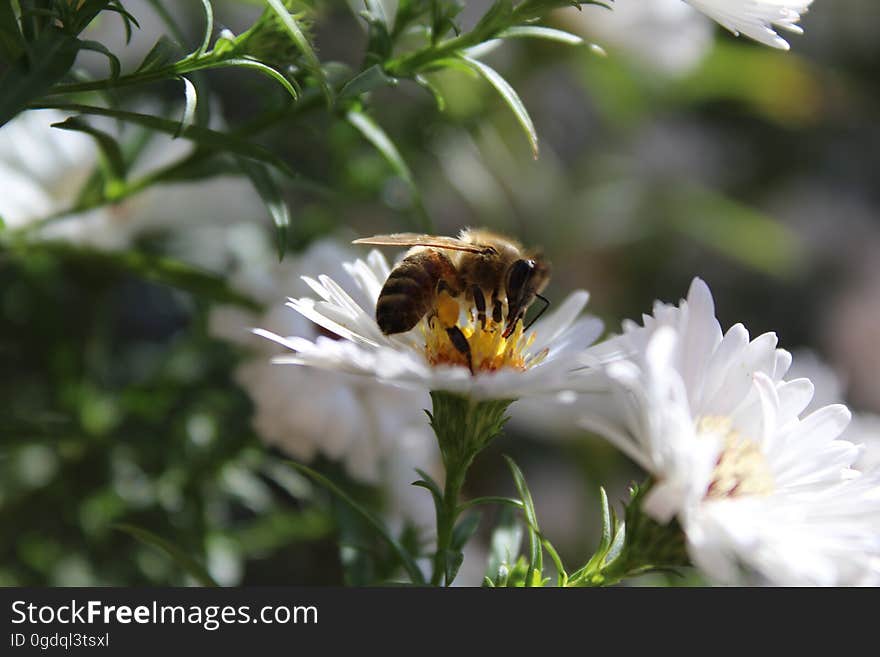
[0, 108, 260, 258]
[685, 0, 814, 50]
[209, 237, 440, 530]
[253, 247, 604, 401]
[579, 278, 880, 585]
[787, 349, 880, 474]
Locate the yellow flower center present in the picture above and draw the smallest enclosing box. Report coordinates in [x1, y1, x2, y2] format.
[421, 292, 547, 373]
[698, 416, 775, 500]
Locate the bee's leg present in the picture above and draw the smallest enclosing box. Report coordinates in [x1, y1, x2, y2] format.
[491, 291, 504, 325]
[437, 279, 453, 295]
[524, 294, 550, 332]
[471, 285, 487, 328]
[446, 326, 474, 375]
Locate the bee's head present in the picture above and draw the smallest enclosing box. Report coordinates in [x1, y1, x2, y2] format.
[503, 255, 550, 338]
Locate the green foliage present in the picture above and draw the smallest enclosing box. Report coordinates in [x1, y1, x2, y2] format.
[0, 0, 857, 588]
[287, 461, 426, 584]
[113, 524, 219, 587]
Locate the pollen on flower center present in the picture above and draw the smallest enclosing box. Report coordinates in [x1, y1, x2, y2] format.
[697, 416, 775, 500]
[421, 292, 547, 374]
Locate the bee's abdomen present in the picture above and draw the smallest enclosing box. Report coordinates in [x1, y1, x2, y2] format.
[376, 251, 458, 335]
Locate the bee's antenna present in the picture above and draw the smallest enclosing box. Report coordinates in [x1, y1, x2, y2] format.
[524, 294, 550, 332]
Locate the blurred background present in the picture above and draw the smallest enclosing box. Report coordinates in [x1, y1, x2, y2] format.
[1, 0, 879, 586]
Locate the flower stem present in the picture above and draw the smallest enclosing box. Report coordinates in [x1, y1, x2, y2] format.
[427, 391, 514, 586]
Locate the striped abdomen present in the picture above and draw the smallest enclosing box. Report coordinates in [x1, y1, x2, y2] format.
[376, 249, 459, 335]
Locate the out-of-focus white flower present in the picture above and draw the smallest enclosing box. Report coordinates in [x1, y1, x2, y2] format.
[557, 0, 715, 75]
[0, 109, 101, 231]
[685, 0, 814, 50]
[787, 349, 880, 474]
[209, 237, 440, 530]
[0, 109, 262, 257]
[254, 247, 603, 401]
[579, 278, 880, 585]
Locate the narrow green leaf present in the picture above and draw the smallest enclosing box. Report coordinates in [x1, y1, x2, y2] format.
[415, 74, 446, 111]
[338, 64, 397, 101]
[0, 2, 24, 63]
[136, 35, 182, 73]
[51, 117, 126, 181]
[451, 512, 481, 551]
[458, 496, 523, 512]
[144, 0, 188, 45]
[31, 102, 297, 178]
[195, 0, 214, 56]
[175, 76, 198, 138]
[498, 25, 583, 45]
[346, 108, 431, 230]
[287, 461, 425, 584]
[0, 29, 79, 127]
[460, 55, 538, 159]
[485, 506, 523, 584]
[666, 185, 803, 277]
[237, 158, 290, 260]
[598, 486, 612, 554]
[503, 455, 539, 530]
[265, 0, 331, 103]
[113, 524, 219, 587]
[184, 56, 299, 101]
[503, 455, 542, 586]
[103, 2, 141, 43]
[542, 537, 568, 586]
[22, 242, 261, 309]
[471, 0, 513, 41]
[346, 109, 413, 185]
[77, 39, 122, 79]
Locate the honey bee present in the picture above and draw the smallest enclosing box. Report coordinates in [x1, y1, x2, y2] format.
[353, 229, 551, 369]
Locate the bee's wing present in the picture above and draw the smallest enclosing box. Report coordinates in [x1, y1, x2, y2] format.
[352, 233, 488, 254]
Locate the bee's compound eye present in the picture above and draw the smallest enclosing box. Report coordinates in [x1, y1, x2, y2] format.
[507, 259, 533, 296]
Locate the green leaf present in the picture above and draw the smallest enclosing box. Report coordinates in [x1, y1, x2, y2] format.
[0, 2, 24, 63]
[338, 64, 398, 102]
[665, 185, 803, 277]
[503, 455, 542, 586]
[136, 35, 182, 73]
[30, 102, 297, 178]
[10, 240, 260, 309]
[195, 0, 214, 57]
[237, 158, 290, 260]
[498, 25, 583, 45]
[51, 116, 126, 181]
[451, 512, 481, 551]
[113, 524, 218, 587]
[458, 495, 523, 512]
[144, 0, 188, 45]
[542, 537, 568, 586]
[0, 28, 79, 126]
[459, 55, 538, 159]
[415, 74, 446, 111]
[185, 56, 299, 101]
[77, 39, 122, 79]
[346, 109, 413, 185]
[346, 108, 431, 229]
[471, 0, 513, 41]
[176, 76, 198, 138]
[413, 468, 443, 507]
[265, 0, 331, 104]
[287, 461, 425, 584]
[103, 1, 141, 43]
[485, 506, 523, 584]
